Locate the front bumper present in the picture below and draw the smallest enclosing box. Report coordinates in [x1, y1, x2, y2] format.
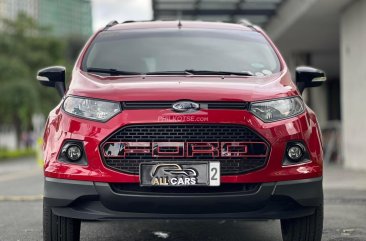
[44, 110, 323, 183]
[44, 177, 323, 220]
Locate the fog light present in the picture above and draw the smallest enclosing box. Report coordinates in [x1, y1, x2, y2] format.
[287, 145, 304, 161]
[66, 145, 82, 161]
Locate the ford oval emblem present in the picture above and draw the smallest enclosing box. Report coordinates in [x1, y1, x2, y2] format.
[172, 101, 200, 113]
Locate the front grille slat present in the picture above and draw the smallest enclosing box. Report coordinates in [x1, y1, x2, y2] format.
[122, 101, 249, 110]
[101, 124, 269, 175]
[123, 102, 172, 109]
[205, 102, 249, 109]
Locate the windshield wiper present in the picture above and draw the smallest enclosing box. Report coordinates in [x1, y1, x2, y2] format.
[145, 70, 254, 76]
[87, 67, 141, 76]
[145, 70, 194, 75]
[184, 70, 254, 76]
[87, 68, 254, 77]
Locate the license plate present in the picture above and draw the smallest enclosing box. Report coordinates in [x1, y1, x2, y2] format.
[140, 162, 220, 187]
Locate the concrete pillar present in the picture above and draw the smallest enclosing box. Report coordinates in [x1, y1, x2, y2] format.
[308, 85, 328, 127]
[341, 0, 366, 170]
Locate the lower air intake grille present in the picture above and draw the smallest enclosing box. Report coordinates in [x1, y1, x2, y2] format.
[110, 183, 261, 194]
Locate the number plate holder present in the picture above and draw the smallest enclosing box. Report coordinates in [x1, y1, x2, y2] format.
[140, 162, 220, 187]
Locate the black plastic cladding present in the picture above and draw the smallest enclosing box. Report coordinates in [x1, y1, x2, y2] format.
[110, 183, 261, 194]
[100, 124, 270, 175]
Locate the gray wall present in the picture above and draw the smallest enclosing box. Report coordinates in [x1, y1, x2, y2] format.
[341, 0, 366, 170]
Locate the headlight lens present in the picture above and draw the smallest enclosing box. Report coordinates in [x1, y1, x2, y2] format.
[250, 97, 305, 122]
[63, 96, 121, 121]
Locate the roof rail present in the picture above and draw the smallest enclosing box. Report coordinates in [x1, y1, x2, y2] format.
[123, 20, 135, 24]
[237, 19, 254, 28]
[104, 20, 118, 30]
[237, 19, 262, 32]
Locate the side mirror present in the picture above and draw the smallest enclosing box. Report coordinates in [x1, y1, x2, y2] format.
[37, 66, 66, 97]
[295, 66, 326, 94]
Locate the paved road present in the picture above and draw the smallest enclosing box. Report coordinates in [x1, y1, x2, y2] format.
[0, 158, 365, 241]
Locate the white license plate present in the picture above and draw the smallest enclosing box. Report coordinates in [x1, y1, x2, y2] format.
[140, 162, 220, 187]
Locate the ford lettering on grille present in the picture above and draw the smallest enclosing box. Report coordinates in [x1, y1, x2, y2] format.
[102, 142, 267, 158]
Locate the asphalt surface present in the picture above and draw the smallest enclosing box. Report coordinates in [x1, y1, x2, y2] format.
[0, 158, 365, 241]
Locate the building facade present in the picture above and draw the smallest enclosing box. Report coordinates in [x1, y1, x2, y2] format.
[0, 0, 92, 37]
[0, 0, 38, 20]
[39, 0, 92, 37]
[152, 0, 366, 170]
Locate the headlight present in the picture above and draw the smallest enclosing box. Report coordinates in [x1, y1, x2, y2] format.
[63, 96, 121, 122]
[250, 97, 305, 122]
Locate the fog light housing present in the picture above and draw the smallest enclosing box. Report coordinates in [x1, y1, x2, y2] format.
[283, 142, 309, 166]
[287, 145, 304, 161]
[66, 145, 82, 161]
[59, 141, 87, 165]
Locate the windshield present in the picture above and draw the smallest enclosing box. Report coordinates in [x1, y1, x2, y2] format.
[82, 29, 281, 76]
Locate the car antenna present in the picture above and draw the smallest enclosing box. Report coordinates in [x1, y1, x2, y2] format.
[177, 11, 182, 29]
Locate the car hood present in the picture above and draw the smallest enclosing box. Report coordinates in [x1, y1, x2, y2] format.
[68, 70, 298, 102]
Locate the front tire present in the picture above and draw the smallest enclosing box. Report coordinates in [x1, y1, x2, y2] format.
[280, 203, 323, 241]
[43, 203, 81, 241]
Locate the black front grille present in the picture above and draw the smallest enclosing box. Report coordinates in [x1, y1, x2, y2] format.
[101, 124, 269, 175]
[123, 101, 248, 110]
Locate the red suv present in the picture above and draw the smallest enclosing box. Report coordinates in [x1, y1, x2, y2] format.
[38, 21, 325, 241]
